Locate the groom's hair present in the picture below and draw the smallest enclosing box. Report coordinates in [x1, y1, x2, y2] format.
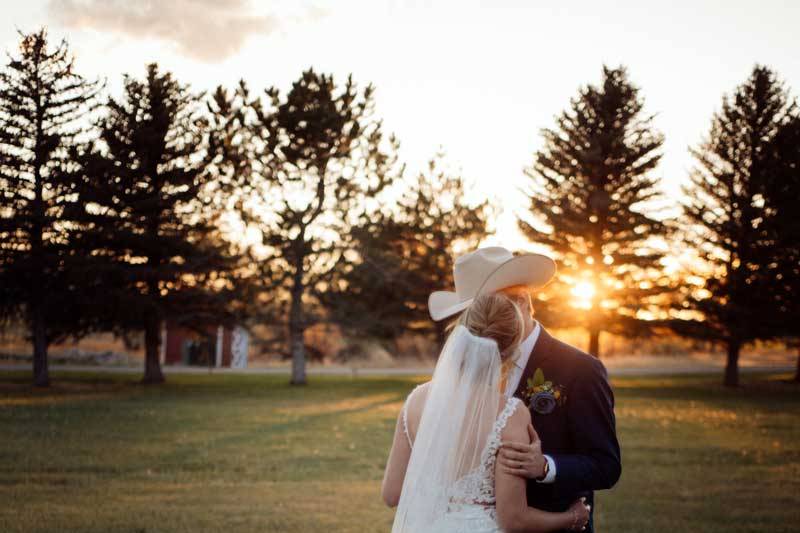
[499, 285, 535, 319]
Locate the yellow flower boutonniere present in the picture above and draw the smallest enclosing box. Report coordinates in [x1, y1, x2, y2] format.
[522, 368, 567, 415]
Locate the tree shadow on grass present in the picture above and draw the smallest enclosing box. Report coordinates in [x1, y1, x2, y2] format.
[613, 373, 800, 408]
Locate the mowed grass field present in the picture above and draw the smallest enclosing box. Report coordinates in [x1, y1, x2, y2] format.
[1, 370, 798, 533]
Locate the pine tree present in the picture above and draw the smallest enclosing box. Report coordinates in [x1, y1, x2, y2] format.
[748, 84, 800, 382]
[326, 155, 492, 349]
[678, 65, 799, 387]
[67, 63, 244, 384]
[519, 65, 670, 357]
[214, 70, 401, 385]
[0, 29, 102, 386]
[770, 118, 800, 382]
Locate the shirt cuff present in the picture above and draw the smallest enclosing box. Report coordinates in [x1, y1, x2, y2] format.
[536, 454, 557, 484]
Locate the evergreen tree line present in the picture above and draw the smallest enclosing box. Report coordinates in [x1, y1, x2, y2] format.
[522, 64, 800, 387]
[0, 29, 488, 387]
[0, 30, 798, 388]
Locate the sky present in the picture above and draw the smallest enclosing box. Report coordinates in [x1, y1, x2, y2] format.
[2, 0, 799, 252]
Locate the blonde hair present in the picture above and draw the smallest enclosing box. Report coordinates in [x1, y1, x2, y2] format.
[452, 292, 525, 393]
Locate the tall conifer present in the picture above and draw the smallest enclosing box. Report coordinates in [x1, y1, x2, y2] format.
[679, 66, 799, 386]
[520, 66, 670, 357]
[0, 29, 101, 386]
[70, 64, 242, 383]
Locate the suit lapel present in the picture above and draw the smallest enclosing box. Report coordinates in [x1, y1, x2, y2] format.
[513, 324, 554, 400]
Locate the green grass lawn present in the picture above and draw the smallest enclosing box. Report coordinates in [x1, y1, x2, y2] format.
[1, 371, 798, 533]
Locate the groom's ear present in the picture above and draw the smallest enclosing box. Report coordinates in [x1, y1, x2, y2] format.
[526, 291, 535, 318]
[515, 287, 535, 319]
[503, 285, 535, 318]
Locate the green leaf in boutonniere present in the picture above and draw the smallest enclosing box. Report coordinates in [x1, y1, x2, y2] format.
[533, 368, 545, 387]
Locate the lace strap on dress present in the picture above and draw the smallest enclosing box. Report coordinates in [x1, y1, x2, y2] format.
[481, 397, 522, 464]
[496, 397, 522, 433]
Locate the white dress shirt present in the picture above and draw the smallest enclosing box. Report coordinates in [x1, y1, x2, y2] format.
[504, 319, 557, 484]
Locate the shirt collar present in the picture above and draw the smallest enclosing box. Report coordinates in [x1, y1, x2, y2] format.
[515, 320, 541, 370]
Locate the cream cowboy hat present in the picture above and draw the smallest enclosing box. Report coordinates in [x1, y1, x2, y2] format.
[428, 246, 556, 321]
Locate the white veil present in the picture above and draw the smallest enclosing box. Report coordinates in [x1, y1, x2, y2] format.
[391, 324, 503, 533]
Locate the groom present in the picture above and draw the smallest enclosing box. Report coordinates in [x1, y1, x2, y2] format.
[428, 246, 621, 533]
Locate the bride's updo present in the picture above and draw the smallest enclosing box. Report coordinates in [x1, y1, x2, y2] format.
[459, 292, 525, 363]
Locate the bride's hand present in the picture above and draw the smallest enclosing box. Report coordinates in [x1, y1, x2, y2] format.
[566, 497, 591, 531]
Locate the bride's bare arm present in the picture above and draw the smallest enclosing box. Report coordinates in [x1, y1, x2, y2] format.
[495, 407, 582, 532]
[381, 405, 412, 507]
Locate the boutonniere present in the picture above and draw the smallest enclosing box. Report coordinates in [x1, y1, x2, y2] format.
[522, 368, 567, 414]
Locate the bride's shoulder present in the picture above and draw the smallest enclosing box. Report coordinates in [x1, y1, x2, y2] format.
[410, 380, 431, 396]
[501, 398, 531, 433]
[405, 381, 431, 406]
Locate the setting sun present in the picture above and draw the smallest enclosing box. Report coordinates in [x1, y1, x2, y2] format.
[571, 280, 597, 309]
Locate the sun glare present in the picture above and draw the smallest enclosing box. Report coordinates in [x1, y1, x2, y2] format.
[571, 281, 596, 309]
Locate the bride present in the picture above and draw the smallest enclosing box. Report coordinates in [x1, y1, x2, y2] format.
[381, 292, 590, 532]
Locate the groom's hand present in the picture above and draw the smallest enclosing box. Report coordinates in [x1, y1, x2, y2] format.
[498, 423, 547, 479]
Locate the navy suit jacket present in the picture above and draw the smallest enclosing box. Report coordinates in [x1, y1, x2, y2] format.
[512, 325, 621, 533]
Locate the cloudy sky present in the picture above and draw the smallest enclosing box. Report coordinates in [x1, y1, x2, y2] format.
[2, 0, 799, 249]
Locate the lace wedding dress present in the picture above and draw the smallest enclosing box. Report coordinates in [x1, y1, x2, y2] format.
[401, 385, 522, 532]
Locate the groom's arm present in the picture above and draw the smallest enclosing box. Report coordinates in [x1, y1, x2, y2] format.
[549, 357, 621, 493]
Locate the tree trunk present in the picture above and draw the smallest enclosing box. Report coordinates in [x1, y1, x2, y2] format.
[30, 147, 48, 386]
[586, 296, 601, 357]
[30, 82, 49, 388]
[724, 339, 741, 387]
[794, 342, 800, 383]
[142, 313, 164, 384]
[588, 328, 601, 358]
[31, 301, 49, 387]
[289, 321, 306, 385]
[289, 284, 307, 385]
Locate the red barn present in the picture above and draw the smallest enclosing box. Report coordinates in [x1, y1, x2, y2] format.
[160, 320, 249, 368]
